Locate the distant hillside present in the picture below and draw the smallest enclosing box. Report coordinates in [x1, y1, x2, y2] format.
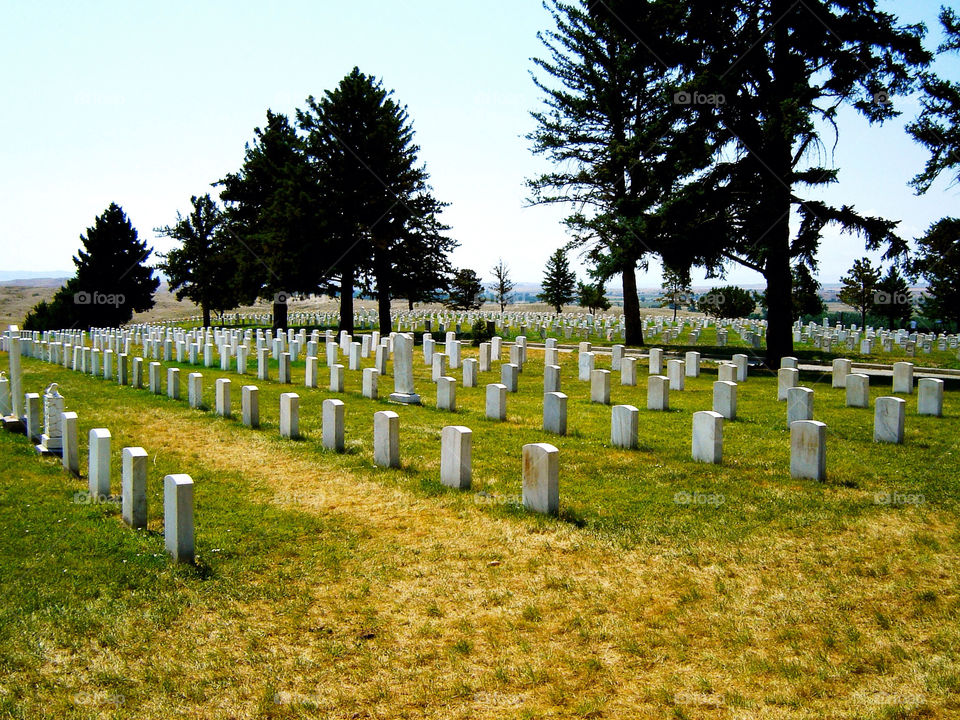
[0, 277, 68, 288]
[0, 271, 71, 283]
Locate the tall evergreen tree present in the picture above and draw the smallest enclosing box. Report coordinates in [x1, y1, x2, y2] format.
[445, 269, 485, 310]
[218, 110, 325, 329]
[667, 0, 931, 363]
[910, 218, 960, 330]
[577, 280, 610, 314]
[156, 194, 242, 327]
[26, 203, 158, 329]
[839, 257, 882, 327]
[538, 249, 577, 313]
[490, 258, 515, 312]
[298, 67, 456, 334]
[658, 266, 692, 322]
[791, 264, 827, 320]
[875, 265, 913, 329]
[528, 1, 715, 345]
[908, 8, 960, 194]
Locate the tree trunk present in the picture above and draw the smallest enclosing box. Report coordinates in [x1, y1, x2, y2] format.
[339, 265, 355, 334]
[202, 304, 211, 328]
[621, 261, 644, 346]
[407, 298, 414, 311]
[272, 301, 288, 331]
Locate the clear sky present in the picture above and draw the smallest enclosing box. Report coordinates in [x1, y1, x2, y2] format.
[1, 1, 956, 289]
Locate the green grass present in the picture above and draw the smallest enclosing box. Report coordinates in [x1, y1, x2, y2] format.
[1, 342, 959, 718]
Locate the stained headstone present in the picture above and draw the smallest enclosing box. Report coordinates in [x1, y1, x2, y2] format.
[362, 367, 379, 399]
[918, 377, 944, 417]
[322, 398, 345, 451]
[777, 368, 799, 401]
[611, 404, 639, 449]
[845, 373, 870, 408]
[373, 410, 400, 468]
[791, 420, 826, 481]
[692, 410, 723, 463]
[121, 447, 148, 528]
[542, 391, 568, 435]
[522, 443, 559, 515]
[163, 474, 194, 563]
[787, 386, 814, 426]
[874, 396, 906, 444]
[241, 385, 259, 428]
[440, 425, 472, 489]
[832, 358, 852, 388]
[713, 380, 737, 420]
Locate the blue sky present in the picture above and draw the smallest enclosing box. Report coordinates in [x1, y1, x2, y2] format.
[1, 1, 956, 289]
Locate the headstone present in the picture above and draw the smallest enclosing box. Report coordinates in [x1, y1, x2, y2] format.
[486, 383, 507, 421]
[432, 353, 448, 382]
[389, 334, 420, 404]
[732, 354, 748, 382]
[648, 375, 670, 411]
[373, 410, 400, 468]
[591, 369, 611, 404]
[610, 404, 639, 449]
[832, 358, 852, 388]
[305, 356, 319, 388]
[163, 474, 194, 563]
[39, 384, 65, 453]
[349, 342, 361, 371]
[117, 353, 128, 385]
[918, 377, 944, 417]
[544, 347, 559, 367]
[787, 386, 814, 426]
[893, 362, 914, 394]
[478, 343, 491, 372]
[167, 368, 180, 400]
[522, 443, 559, 515]
[132, 357, 144, 389]
[440, 425, 472, 489]
[278, 352, 291, 384]
[718, 363, 737, 383]
[258, 348, 270, 381]
[462, 358, 477, 388]
[280, 393, 300, 439]
[121, 447, 148, 528]
[88, 428, 111, 496]
[578, 352, 595, 382]
[780, 356, 798, 369]
[845, 373, 870, 408]
[188, 373, 203, 409]
[648, 347, 662, 376]
[61, 411, 79, 474]
[501, 363, 519, 393]
[423, 337, 436, 366]
[437, 376, 456, 411]
[620, 356, 637, 387]
[330, 364, 345, 393]
[713, 381, 737, 420]
[684, 351, 700, 377]
[667, 359, 685, 391]
[6, 327, 22, 419]
[215, 378, 231, 417]
[362, 367, 379, 399]
[874, 396, 906, 444]
[790, 420, 826, 481]
[543, 391, 567, 435]
[22, 392, 40, 441]
[611, 345, 624, 371]
[241, 385, 259, 428]
[322, 398, 345, 451]
[777, 367, 799, 401]
[692, 410, 723, 463]
[544, 364, 561, 394]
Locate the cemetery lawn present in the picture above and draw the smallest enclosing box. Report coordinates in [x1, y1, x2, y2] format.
[2, 347, 959, 719]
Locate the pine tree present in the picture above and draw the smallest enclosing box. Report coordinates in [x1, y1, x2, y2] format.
[445, 269, 485, 310]
[26, 203, 158, 329]
[875, 266, 913, 329]
[577, 281, 610, 314]
[839, 258, 882, 327]
[299, 67, 456, 334]
[490, 258, 515, 312]
[538, 249, 577, 313]
[156, 194, 242, 327]
[791, 264, 827, 320]
[910, 218, 960, 330]
[657, 267, 692, 322]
